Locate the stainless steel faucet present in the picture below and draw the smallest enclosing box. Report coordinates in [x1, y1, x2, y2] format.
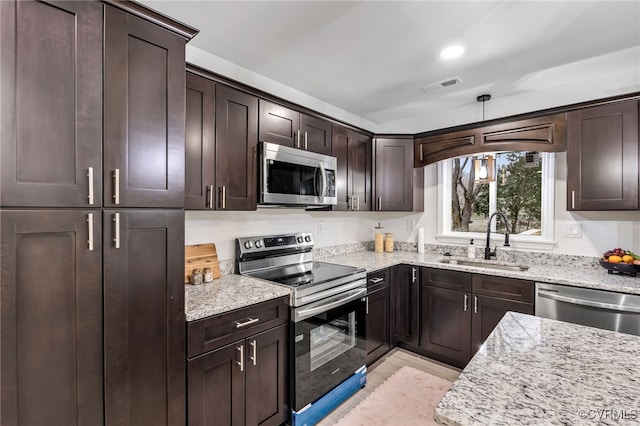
[485, 212, 510, 260]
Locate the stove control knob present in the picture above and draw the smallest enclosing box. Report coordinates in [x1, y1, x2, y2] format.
[255, 240, 263, 248]
[296, 236, 304, 243]
[305, 235, 312, 242]
[243, 241, 253, 250]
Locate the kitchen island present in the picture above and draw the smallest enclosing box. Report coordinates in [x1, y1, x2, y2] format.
[435, 312, 640, 425]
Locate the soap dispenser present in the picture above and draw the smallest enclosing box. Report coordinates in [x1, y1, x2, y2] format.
[467, 239, 475, 259]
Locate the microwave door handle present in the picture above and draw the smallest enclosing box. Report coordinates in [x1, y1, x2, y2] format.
[318, 162, 327, 199]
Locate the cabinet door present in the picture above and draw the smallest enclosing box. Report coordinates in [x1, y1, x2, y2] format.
[246, 325, 289, 426]
[104, 5, 186, 208]
[215, 85, 258, 211]
[1, 1, 102, 207]
[104, 210, 185, 426]
[187, 341, 245, 426]
[1, 210, 103, 425]
[185, 72, 216, 210]
[366, 286, 390, 365]
[350, 131, 373, 211]
[300, 114, 332, 155]
[567, 101, 639, 210]
[392, 265, 420, 346]
[259, 99, 299, 148]
[471, 295, 533, 355]
[332, 125, 351, 210]
[374, 138, 413, 211]
[421, 286, 471, 367]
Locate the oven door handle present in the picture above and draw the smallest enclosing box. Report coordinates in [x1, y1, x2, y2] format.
[294, 287, 366, 322]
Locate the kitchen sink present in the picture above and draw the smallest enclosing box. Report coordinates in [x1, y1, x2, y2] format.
[439, 258, 530, 272]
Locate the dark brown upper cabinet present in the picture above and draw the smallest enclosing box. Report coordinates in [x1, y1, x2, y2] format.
[1, 210, 103, 426]
[103, 209, 185, 426]
[216, 84, 259, 211]
[374, 137, 416, 211]
[332, 125, 373, 211]
[185, 72, 216, 210]
[1, 1, 103, 208]
[414, 113, 567, 167]
[103, 5, 186, 208]
[259, 99, 332, 155]
[567, 100, 639, 210]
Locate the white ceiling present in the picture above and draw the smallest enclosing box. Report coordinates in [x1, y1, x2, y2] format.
[141, 1, 640, 133]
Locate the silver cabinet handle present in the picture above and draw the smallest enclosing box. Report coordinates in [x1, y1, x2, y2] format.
[87, 167, 94, 205]
[411, 267, 417, 283]
[207, 185, 214, 209]
[249, 340, 257, 366]
[235, 317, 259, 328]
[571, 190, 575, 209]
[369, 277, 384, 284]
[113, 169, 120, 205]
[296, 130, 301, 149]
[464, 294, 469, 312]
[87, 213, 94, 251]
[304, 131, 308, 150]
[348, 196, 353, 210]
[113, 213, 120, 249]
[366, 296, 369, 315]
[356, 195, 360, 210]
[237, 345, 244, 372]
[474, 295, 478, 314]
[220, 186, 227, 209]
[377, 197, 382, 211]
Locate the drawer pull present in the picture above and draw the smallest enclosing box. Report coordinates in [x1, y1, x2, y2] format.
[369, 277, 384, 284]
[235, 317, 259, 328]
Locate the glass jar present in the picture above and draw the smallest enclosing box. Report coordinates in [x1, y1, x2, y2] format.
[374, 223, 384, 253]
[384, 233, 394, 252]
[190, 268, 203, 285]
[203, 267, 214, 283]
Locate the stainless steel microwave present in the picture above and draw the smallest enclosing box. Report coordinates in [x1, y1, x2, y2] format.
[259, 142, 337, 207]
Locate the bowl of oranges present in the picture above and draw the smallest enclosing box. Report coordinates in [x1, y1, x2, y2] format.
[599, 248, 640, 277]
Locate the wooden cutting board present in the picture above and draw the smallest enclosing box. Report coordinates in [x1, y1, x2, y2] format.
[184, 243, 221, 284]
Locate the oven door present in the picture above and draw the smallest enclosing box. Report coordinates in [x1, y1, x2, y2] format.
[291, 287, 366, 411]
[261, 141, 337, 206]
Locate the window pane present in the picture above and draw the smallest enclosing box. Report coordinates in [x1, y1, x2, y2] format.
[450, 152, 542, 235]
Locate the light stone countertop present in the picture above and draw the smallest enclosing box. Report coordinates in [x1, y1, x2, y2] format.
[184, 274, 291, 322]
[434, 312, 640, 425]
[320, 251, 640, 296]
[184, 249, 640, 322]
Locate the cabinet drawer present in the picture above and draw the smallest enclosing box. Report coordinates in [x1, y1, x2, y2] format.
[421, 267, 471, 292]
[472, 275, 534, 303]
[187, 296, 288, 358]
[367, 268, 389, 292]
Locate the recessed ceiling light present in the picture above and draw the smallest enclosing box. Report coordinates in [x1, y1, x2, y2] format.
[440, 45, 464, 60]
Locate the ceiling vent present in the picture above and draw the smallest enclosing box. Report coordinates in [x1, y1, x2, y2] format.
[421, 76, 463, 93]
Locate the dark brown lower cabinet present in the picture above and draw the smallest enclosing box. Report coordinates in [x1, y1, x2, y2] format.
[366, 269, 391, 365]
[103, 209, 185, 426]
[420, 286, 471, 367]
[392, 265, 420, 346]
[471, 294, 534, 353]
[1, 210, 103, 425]
[420, 268, 535, 367]
[188, 324, 288, 426]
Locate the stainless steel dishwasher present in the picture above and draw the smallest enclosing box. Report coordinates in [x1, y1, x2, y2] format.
[535, 283, 640, 336]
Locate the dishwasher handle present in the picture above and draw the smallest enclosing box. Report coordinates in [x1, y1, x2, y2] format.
[537, 290, 640, 314]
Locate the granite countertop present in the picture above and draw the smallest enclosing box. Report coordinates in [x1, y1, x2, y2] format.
[435, 312, 640, 425]
[184, 274, 291, 322]
[320, 251, 640, 296]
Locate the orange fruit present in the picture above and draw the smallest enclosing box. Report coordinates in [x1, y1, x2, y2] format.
[608, 255, 622, 263]
[622, 255, 634, 263]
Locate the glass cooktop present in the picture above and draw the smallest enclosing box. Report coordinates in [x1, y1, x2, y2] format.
[249, 261, 364, 288]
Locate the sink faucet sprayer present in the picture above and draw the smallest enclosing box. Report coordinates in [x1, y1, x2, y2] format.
[485, 212, 510, 260]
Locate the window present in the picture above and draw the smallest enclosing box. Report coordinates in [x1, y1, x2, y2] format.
[438, 151, 555, 249]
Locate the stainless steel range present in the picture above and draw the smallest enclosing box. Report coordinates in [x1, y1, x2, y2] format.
[237, 233, 367, 417]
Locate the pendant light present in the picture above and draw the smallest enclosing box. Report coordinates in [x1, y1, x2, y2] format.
[474, 94, 495, 183]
